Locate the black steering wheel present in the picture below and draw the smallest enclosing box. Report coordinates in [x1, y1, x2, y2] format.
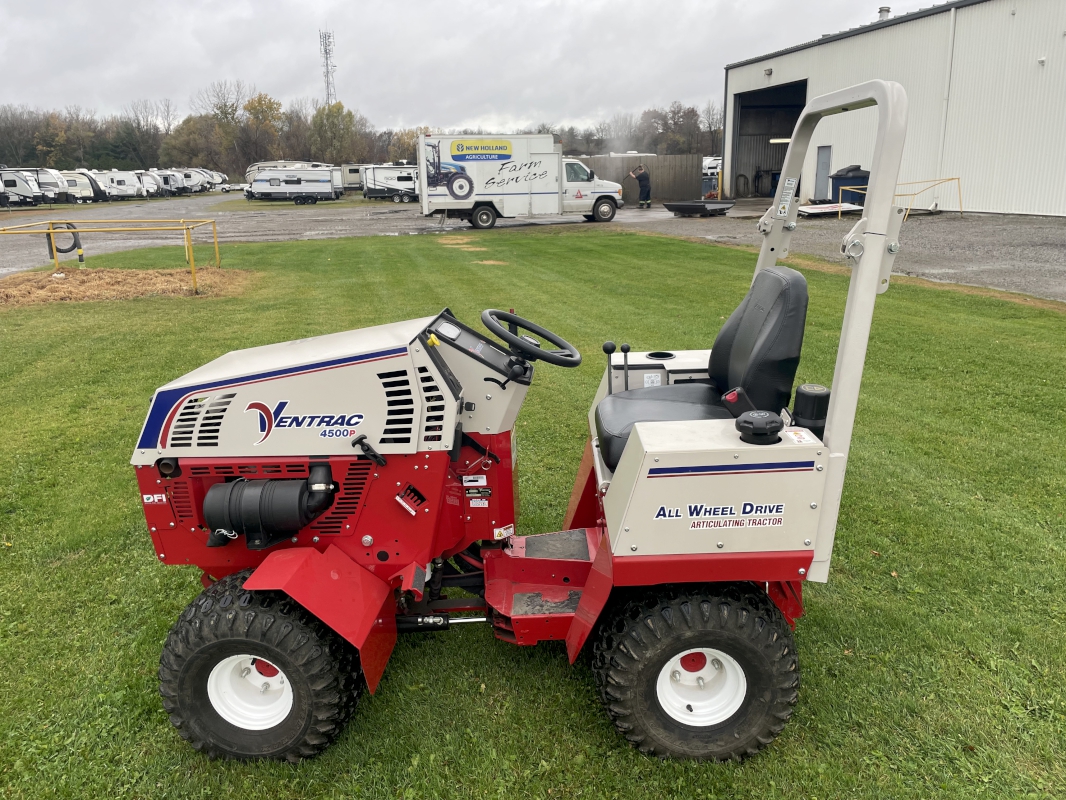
[481, 310, 582, 368]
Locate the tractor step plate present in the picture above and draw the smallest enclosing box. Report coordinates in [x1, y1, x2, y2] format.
[482, 528, 605, 646]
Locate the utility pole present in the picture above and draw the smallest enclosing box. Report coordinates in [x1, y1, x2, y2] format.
[319, 29, 337, 106]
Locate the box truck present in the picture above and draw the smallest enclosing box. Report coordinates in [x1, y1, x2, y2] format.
[417, 133, 624, 228]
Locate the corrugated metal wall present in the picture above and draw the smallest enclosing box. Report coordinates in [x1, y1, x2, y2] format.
[578, 155, 702, 203]
[724, 0, 1065, 215]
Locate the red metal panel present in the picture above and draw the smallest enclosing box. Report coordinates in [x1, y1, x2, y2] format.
[563, 438, 601, 531]
[243, 545, 397, 693]
[611, 550, 813, 586]
[766, 580, 805, 629]
[565, 529, 613, 662]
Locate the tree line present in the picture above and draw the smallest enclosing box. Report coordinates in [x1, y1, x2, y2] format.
[0, 80, 724, 179]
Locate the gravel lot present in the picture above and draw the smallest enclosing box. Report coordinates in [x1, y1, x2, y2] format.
[3, 193, 1064, 302]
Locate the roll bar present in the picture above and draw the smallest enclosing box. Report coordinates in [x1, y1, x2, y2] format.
[752, 80, 908, 581]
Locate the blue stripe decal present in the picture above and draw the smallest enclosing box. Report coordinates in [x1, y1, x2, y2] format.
[649, 461, 815, 477]
[137, 346, 408, 449]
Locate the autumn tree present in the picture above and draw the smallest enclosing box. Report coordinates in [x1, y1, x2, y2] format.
[241, 93, 283, 163]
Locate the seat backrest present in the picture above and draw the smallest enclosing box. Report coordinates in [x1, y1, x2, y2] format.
[709, 265, 808, 413]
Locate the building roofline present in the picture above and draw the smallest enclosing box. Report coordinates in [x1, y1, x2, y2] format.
[726, 0, 991, 70]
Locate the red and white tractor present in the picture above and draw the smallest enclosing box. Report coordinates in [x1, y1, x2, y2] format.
[134, 81, 907, 761]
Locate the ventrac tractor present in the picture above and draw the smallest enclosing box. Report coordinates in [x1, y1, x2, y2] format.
[134, 81, 907, 762]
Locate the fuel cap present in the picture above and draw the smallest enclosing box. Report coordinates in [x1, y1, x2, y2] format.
[736, 410, 784, 445]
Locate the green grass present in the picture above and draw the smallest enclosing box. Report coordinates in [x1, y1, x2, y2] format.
[208, 193, 375, 212]
[1, 227, 1064, 799]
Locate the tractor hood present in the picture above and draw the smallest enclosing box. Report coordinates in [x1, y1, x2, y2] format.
[132, 316, 436, 463]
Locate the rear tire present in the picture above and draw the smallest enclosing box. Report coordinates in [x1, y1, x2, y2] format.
[392, 193, 402, 203]
[594, 198, 617, 222]
[158, 571, 361, 762]
[471, 205, 497, 229]
[591, 584, 798, 761]
[401, 193, 411, 203]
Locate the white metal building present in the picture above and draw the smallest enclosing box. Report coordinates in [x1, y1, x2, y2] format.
[723, 0, 1065, 215]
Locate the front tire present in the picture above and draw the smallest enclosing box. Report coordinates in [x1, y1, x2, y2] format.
[158, 571, 360, 762]
[471, 205, 497, 229]
[592, 584, 798, 760]
[392, 193, 402, 203]
[593, 198, 617, 222]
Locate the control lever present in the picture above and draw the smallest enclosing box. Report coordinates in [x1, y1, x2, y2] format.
[602, 341, 616, 395]
[721, 386, 758, 419]
[351, 434, 387, 466]
[484, 362, 526, 391]
[621, 343, 631, 391]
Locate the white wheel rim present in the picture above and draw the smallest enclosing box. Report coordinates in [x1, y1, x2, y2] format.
[655, 647, 746, 726]
[206, 654, 294, 730]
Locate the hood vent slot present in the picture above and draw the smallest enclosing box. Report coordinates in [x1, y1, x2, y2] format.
[310, 459, 373, 535]
[378, 369, 412, 443]
[168, 393, 235, 448]
[418, 366, 445, 442]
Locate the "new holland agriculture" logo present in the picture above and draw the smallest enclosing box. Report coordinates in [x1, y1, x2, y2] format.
[245, 401, 364, 445]
[450, 139, 512, 162]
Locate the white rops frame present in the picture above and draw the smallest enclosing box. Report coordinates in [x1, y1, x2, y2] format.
[753, 80, 909, 581]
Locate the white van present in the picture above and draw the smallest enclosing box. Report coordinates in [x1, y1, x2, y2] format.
[246, 167, 335, 204]
[417, 134, 624, 228]
[363, 165, 418, 202]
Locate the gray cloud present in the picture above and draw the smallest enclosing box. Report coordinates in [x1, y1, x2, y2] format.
[1, 0, 931, 128]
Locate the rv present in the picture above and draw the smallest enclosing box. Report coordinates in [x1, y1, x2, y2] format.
[152, 169, 186, 195]
[244, 160, 332, 184]
[363, 165, 418, 202]
[95, 170, 143, 199]
[245, 167, 335, 204]
[75, 169, 111, 202]
[417, 133, 624, 228]
[179, 170, 207, 193]
[16, 168, 69, 203]
[60, 171, 96, 203]
[136, 171, 162, 197]
[340, 163, 368, 191]
[1, 169, 43, 206]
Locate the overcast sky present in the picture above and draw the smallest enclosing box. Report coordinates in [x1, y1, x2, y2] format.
[1, 0, 933, 130]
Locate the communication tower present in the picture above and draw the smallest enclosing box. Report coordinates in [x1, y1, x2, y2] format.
[319, 29, 337, 106]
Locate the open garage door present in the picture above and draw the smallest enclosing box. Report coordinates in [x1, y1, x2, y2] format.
[730, 80, 807, 199]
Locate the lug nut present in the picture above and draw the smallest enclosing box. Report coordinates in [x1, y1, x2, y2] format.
[260, 682, 270, 694]
[241, 667, 251, 678]
[671, 670, 681, 683]
[697, 676, 706, 689]
[711, 658, 722, 671]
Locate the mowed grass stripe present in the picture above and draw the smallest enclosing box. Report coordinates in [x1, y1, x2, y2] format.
[0, 226, 1063, 799]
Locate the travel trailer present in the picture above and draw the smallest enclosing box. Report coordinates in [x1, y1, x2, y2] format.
[245, 167, 335, 204]
[363, 165, 418, 201]
[152, 169, 186, 195]
[244, 160, 332, 184]
[95, 170, 144, 199]
[60, 171, 96, 203]
[1, 169, 43, 205]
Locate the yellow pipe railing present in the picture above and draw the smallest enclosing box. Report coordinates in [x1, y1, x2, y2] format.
[0, 218, 221, 294]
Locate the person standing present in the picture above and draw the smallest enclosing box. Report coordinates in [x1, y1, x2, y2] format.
[629, 164, 652, 209]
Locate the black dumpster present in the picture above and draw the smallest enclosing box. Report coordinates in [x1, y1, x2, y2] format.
[830, 165, 870, 205]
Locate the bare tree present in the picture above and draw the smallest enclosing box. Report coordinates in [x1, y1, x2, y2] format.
[158, 99, 179, 136]
[192, 80, 253, 124]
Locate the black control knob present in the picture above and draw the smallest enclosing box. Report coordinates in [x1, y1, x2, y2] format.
[735, 410, 784, 445]
[793, 383, 830, 440]
[602, 341, 616, 355]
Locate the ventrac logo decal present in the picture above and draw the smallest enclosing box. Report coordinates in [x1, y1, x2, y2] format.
[244, 401, 363, 445]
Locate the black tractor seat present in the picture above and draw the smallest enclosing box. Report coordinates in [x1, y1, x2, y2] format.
[595, 266, 809, 471]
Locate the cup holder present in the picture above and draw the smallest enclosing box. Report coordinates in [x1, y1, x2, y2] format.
[646, 351, 675, 360]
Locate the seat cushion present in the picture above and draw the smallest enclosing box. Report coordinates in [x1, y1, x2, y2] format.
[594, 383, 730, 471]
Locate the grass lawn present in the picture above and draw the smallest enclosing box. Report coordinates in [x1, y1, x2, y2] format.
[1, 227, 1064, 799]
